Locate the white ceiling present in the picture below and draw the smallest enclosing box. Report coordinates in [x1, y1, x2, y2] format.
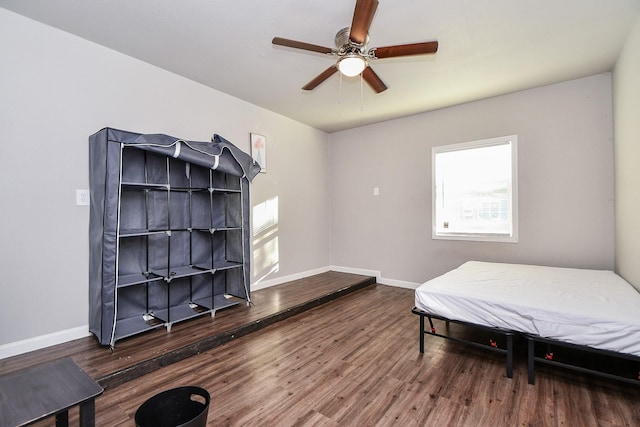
[2, 0, 639, 133]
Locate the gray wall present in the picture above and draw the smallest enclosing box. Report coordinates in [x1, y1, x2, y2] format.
[614, 13, 640, 291]
[0, 8, 331, 347]
[329, 74, 615, 285]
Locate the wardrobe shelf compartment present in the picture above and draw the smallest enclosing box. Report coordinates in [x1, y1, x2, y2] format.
[191, 294, 242, 312]
[210, 187, 242, 194]
[212, 260, 243, 271]
[120, 181, 169, 191]
[163, 265, 214, 282]
[119, 229, 169, 238]
[157, 304, 212, 326]
[113, 313, 166, 342]
[192, 226, 242, 234]
[117, 272, 164, 288]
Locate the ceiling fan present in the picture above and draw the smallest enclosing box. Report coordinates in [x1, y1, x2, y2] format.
[272, 0, 438, 93]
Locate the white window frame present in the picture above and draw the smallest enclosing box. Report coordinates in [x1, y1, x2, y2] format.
[432, 135, 518, 243]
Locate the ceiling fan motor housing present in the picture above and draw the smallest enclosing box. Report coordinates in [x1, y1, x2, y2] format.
[335, 27, 368, 55]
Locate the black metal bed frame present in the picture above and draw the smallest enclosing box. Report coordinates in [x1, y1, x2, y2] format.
[412, 307, 640, 386]
[411, 307, 515, 378]
[525, 334, 640, 385]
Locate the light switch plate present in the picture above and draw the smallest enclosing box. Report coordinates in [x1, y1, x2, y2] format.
[76, 189, 90, 206]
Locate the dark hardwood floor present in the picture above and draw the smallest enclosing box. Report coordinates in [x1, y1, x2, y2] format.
[0, 271, 375, 388]
[5, 272, 640, 426]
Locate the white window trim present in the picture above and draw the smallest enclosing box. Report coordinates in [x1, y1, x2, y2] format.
[432, 135, 518, 243]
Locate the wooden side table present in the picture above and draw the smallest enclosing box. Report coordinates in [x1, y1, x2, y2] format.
[0, 357, 103, 427]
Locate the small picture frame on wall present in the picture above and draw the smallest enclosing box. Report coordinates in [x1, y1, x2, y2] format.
[250, 133, 267, 173]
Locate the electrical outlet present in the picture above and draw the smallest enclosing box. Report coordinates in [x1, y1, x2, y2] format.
[76, 189, 90, 206]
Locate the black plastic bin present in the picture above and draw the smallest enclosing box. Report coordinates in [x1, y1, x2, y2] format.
[135, 386, 210, 427]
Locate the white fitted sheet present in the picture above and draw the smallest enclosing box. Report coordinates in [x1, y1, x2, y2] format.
[415, 261, 640, 357]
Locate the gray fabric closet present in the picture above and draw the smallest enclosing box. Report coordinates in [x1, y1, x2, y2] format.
[88, 128, 260, 347]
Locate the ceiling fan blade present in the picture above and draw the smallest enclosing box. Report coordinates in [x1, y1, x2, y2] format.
[272, 37, 334, 55]
[372, 41, 439, 59]
[349, 0, 379, 45]
[362, 66, 387, 93]
[302, 65, 338, 90]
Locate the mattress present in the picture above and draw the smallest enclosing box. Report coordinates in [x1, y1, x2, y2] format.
[415, 261, 640, 357]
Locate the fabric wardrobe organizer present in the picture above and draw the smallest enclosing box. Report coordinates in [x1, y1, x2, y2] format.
[88, 128, 261, 347]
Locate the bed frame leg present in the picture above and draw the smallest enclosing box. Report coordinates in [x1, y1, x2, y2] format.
[506, 334, 513, 378]
[419, 314, 425, 353]
[527, 337, 535, 385]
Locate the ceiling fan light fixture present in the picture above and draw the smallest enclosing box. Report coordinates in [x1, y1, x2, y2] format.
[338, 55, 366, 77]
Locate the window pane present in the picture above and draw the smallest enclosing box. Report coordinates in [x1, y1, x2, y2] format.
[433, 136, 517, 242]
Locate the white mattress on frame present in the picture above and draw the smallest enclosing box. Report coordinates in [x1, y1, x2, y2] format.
[414, 261, 640, 357]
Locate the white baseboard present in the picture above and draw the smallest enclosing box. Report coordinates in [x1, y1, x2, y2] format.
[377, 277, 421, 289]
[251, 266, 331, 291]
[0, 325, 90, 360]
[329, 265, 381, 280]
[330, 265, 420, 289]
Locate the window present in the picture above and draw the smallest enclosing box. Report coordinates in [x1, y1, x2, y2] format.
[432, 135, 518, 242]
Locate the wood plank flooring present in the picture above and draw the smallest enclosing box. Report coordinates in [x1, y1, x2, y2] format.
[0, 271, 375, 388]
[21, 282, 640, 426]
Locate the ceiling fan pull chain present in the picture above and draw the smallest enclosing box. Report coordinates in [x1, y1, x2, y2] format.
[338, 72, 343, 104]
[360, 72, 364, 111]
